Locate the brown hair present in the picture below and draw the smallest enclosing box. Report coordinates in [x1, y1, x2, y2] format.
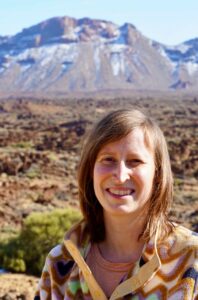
[78, 109, 173, 242]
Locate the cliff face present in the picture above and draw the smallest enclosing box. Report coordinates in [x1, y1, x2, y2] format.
[0, 16, 198, 95]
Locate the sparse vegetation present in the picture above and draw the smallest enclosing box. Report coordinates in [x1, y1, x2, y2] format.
[12, 141, 34, 149]
[25, 164, 41, 179]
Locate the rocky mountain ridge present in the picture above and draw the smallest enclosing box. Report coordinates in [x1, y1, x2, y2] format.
[0, 16, 198, 94]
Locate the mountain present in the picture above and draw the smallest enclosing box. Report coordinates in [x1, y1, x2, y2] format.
[0, 16, 198, 94]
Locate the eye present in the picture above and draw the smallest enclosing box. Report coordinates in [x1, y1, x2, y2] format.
[127, 159, 142, 167]
[101, 156, 116, 164]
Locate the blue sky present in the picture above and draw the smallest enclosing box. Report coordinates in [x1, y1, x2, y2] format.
[0, 0, 197, 45]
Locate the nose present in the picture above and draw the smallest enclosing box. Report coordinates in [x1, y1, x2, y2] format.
[113, 161, 131, 183]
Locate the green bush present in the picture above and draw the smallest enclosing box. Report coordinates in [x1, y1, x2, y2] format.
[12, 141, 33, 149]
[0, 236, 26, 272]
[0, 208, 82, 276]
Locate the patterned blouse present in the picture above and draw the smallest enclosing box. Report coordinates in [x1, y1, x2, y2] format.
[35, 221, 198, 299]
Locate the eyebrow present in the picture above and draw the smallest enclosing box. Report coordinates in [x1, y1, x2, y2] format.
[98, 151, 115, 156]
[98, 150, 143, 157]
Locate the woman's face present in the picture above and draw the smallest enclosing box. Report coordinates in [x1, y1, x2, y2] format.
[93, 128, 155, 218]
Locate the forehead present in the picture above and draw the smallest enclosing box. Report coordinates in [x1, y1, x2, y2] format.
[98, 128, 154, 156]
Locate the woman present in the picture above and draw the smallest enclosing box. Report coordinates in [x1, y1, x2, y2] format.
[35, 109, 198, 300]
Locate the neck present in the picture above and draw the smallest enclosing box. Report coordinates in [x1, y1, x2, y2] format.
[99, 211, 146, 263]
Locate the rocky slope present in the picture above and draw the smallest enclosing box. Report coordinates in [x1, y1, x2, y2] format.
[0, 96, 197, 230]
[0, 16, 198, 94]
[0, 273, 38, 299]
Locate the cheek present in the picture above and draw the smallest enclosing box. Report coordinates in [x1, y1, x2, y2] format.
[93, 167, 104, 199]
[93, 165, 112, 196]
[93, 164, 111, 180]
[134, 166, 155, 186]
[93, 165, 103, 189]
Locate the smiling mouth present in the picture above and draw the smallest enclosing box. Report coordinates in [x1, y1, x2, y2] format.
[107, 188, 135, 196]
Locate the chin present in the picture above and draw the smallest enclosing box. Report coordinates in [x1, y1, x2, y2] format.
[106, 205, 138, 216]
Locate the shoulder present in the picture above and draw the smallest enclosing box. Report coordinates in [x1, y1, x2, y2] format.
[154, 226, 198, 299]
[35, 225, 84, 298]
[46, 221, 89, 267]
[158, 224, 198, 261]
[41, 243, 73, 279]
[38, 221, 89, 285]
[170, 224, 198, 250]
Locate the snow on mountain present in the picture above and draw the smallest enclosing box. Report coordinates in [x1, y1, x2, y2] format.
[151, 38, 198, 89]
[0, 16, 198, 94]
